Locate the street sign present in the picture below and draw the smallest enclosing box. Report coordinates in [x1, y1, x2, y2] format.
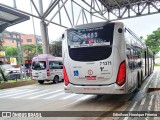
[0, 51, 5, 57]
[10, 57, 17, 65]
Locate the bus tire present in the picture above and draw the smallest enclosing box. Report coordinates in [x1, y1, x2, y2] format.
[141, 71, 143, 82]
[137, 73, 141, 88]
[53, 76, 59, 84]
[150, 68, 152, 74]
[38, 80, 44, 84]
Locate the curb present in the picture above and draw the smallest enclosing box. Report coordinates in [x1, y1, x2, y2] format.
[147, 88, 160, 93]
[0, 80, 37, 89]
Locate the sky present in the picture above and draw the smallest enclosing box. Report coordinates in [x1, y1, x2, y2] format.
[1, 0, 160, 42]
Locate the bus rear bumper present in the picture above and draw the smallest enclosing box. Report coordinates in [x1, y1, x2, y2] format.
[64, 83, 126, 94]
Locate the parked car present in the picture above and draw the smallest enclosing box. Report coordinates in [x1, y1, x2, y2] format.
[5, 68, 25, 80]
[0, 64, 25, 80]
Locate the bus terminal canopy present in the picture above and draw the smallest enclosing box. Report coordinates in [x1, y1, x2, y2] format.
[0, 4, 30, 33]
[99, 0, 158, 9]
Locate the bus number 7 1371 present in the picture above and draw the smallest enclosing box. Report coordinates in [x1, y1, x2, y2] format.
[62, 21, 154, 94]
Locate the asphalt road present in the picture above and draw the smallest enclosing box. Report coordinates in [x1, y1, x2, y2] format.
[0, 67, 160, 120]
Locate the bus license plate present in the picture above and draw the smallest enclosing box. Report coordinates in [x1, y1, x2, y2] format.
[85, 76, 96, 80]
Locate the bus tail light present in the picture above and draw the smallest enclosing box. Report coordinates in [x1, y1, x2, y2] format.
[63, 66, 69, 86]
[47, 69, 50, 76]
[116, 61, 126, 86]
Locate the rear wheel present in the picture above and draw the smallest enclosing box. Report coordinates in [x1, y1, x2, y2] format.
[141, 71, 143, 82]
[38, 80, 44, 84]
[53, 76, 59, 84]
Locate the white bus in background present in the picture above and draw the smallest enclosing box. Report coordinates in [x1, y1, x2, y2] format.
[62, 22, 154, 94]
[31, 54, 63, 84]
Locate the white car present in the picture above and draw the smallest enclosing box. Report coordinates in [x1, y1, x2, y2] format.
[1, 65, 24, 80]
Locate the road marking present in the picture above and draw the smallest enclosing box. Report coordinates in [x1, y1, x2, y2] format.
[135, 97, 146, 116]
[61, 94, 77, 100]
[28, 89, 63, 99]
[145, 95, 155, 120]
[148, 95, 154, 111]
[154, 70, 159, 87]
[123, 101, 138, 120]
[0, 88, 19, 93]
[13, 89, 50, 98]
[0, 89, 39, 98]
[143, 73, 155, 91]
[0, 89, 28, 96]
[59, 94, 94, 108]
[76, 95, 95, 102]
[140, 98, 146, 106]
[43, 92, 65, 99]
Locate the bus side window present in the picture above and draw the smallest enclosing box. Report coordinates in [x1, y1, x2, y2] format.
[62, 34, 64, 39]
[126, 44, 133, 70]
[49, 61, 62, 69]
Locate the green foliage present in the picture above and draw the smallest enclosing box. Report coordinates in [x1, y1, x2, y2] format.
[140, 36, 143, 39]
[23, 44, 43, 56]
[37, 44, 43, 54]
[154, 64, 160, 67]
[3, 44, 42, 63]
[49, 41, 62, 57]
[23, 44, 36, 56]
[0, 67, 7, 83]
[145, 28, 160, 54]
[3, 46, 18, 57]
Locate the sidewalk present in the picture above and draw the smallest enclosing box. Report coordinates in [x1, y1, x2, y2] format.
[0, 80, 36, 89]
[147, 67, 160, 118]
[148, 67, 160, 92]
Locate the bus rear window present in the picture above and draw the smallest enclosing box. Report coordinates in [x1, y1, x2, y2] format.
[67, 23, 114, 48]
[32, 61, 46, 70]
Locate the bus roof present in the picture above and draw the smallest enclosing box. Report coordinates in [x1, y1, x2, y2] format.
[69, 21, 123, 30]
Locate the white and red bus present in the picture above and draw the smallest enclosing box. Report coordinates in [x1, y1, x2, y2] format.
[62, 22, 154, 94]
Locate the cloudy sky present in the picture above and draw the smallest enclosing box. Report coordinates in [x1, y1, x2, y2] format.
[1, 0, 160, 42]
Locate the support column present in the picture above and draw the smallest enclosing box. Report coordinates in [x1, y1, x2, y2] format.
[39, 0, 50, 54]
[40, 21, 50, 54]
[13, 0, 17, 8]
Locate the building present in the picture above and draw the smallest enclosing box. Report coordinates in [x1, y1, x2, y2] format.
[0, 30, 42, 47]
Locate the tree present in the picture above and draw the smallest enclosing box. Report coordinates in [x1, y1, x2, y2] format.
[0, 38, 4, 51]
[145, 28, 160, 54]
[49, 41, 62, 57]
[3, 46, 18, 57]
[23, 44, 43, 56]
[23, 44, 36, 57]
[37, 44, 43, 54]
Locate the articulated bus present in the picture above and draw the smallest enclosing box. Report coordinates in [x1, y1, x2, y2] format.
[62, 22, 154, 94]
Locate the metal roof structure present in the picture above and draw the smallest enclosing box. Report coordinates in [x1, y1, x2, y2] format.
[98, 0, 160, 20]
[1, 0, 160, 29]
[0, 4, 30, 33]
[1, 0, 160, 54]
